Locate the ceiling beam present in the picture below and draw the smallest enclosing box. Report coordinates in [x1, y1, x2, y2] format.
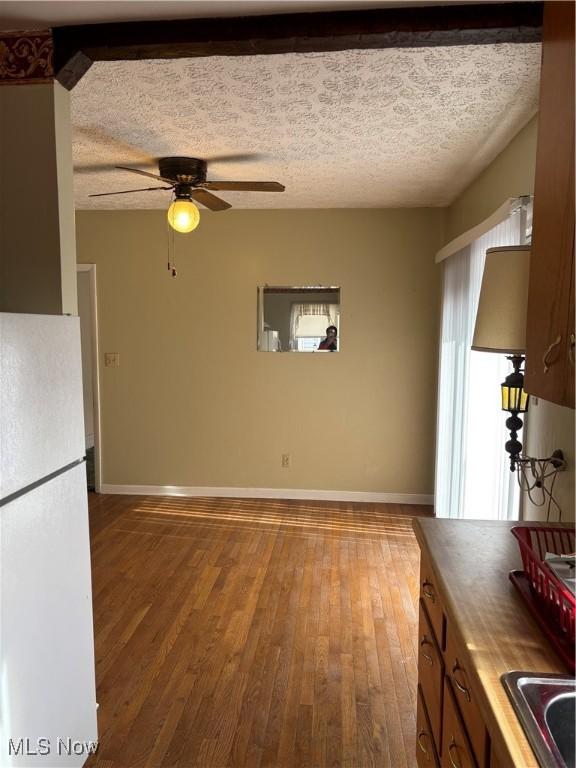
[53, 2, 543, 90]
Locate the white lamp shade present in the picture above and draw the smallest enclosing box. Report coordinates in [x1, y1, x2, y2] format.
[472, 245, 530, 354]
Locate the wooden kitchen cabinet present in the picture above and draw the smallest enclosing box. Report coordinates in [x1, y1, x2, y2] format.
[419, 549, 445, 650]
[418, 600, 444, 750]
[413, 519, 568, 768]
[441, 679, 478, 768]
[489, 747, 506, 768]
[416, 561, 488, 768]
[417, 684, 440, 767]
[525, 0, 575, 408]
[445, 625, 489, 768]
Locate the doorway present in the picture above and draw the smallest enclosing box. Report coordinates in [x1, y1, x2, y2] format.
[76, 264, 102, 493]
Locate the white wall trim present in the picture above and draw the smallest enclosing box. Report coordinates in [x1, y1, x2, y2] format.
[435, 197, 516, 263]
[99, 484, 434, 505]
[77, 263, 102, 493]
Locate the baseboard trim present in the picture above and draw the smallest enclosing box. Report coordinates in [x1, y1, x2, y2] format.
[99, 484, 434, 505]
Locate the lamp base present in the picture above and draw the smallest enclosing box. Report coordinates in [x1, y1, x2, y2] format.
[505, 412, 524, 471]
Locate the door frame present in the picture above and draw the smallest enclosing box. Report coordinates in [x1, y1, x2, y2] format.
[76, 263, 102, 493]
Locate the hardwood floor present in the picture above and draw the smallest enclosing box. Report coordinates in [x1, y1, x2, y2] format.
[86, 494, 431, 768]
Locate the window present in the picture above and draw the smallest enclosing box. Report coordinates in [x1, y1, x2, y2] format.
[258, 286, 340, 353]
[290, 303, 339, 352]
[296, 337, 322, 352]
[435, 211, 523, 520]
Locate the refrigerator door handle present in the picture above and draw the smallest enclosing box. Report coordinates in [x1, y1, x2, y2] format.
[0, 457, 85, 508]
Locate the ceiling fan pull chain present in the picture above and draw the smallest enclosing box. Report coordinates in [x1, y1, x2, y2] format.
[166, 214, 178, 278]
[171, 228, 178, 279]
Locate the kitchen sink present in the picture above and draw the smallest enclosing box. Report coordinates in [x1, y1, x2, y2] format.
[502, 672, 576, 768]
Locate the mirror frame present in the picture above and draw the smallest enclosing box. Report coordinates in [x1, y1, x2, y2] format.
[257, 285, 340, 352]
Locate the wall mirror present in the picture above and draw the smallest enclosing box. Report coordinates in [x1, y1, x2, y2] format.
[257, 286, 340, 352]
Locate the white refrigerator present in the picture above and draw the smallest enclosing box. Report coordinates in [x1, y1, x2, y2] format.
[0, 313, 98, 767]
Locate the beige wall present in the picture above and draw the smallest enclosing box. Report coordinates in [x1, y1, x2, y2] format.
[523, 399, 574, 523]
[77, 209, 444, 494]
[445, 114, 575, 522]
[0, 83, 77, 315]
[446, 116, 538, 242]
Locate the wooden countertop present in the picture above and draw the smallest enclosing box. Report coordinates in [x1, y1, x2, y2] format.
[412, 518, 574, 768]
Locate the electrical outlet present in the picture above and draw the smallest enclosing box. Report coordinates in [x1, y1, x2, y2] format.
[104, 352, 120, 367]
[281, 453, 290, 469]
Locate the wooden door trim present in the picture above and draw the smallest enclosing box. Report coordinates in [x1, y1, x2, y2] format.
[77, 263, 103, 494]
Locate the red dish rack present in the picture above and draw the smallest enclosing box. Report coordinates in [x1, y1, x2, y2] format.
[510, 525, 575, 672]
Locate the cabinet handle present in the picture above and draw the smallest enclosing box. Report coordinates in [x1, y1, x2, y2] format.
[452, 662, 471, 702]
[570, 334, 575, 366]
[420, 637, 434, 665]
[417, 730, 430, 755]
[422, 580, 436, 602]
[448, 740, 463, 768]
[542, 335, 562, 373]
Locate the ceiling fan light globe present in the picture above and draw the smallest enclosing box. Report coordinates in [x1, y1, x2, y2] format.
[167, 199, 200, 233]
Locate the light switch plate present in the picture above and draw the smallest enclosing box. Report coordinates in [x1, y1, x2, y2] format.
[104, 352, 120, 367]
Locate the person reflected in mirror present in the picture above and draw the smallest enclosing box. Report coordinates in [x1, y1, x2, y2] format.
[318, 325, 338, 351]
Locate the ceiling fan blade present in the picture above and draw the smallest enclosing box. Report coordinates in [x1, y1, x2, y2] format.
[75, 163, 126, 175]
[75, 161, 158, 175]
[74, 126, 157, 159]
[116, 165, 175, 185]
[201, 181, 285, 192]
[73, 127, 159, 172]
[206, 152, 264, 164]
[88, 186, 173, 197]
[189, 188, 232, 211]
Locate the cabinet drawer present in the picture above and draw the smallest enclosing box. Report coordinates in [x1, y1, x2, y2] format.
[445, 626, 488, 768]
[441, 678, 478, 768]
[418, 599, 444, 751]
[489, 746, 506, 768]
[420, 550, 445, 649]
[417, 684, 440, 767]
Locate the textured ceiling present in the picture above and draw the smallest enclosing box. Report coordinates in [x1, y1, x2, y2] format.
[72, 43, 540, 210]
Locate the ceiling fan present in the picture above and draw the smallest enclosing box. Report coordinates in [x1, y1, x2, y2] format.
[89, 156, 285, 232]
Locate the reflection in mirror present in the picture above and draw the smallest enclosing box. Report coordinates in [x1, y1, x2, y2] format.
[258, 286, 340, 352]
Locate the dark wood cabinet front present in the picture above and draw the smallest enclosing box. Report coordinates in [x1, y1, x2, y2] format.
[440, 679, 478, 768]
[525, 0, 575, 408]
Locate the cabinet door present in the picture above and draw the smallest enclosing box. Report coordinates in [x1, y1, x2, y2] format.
[417, 685, 440, 767]
[568, 264, 575, 392]
[489, 747, 506, 768]
[419, 550, 445, 650]
[441, 679, 478, 768]
[525, 0, 575, 408]
[418, 600, 444, 752]
[445, 626, 488, 768]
